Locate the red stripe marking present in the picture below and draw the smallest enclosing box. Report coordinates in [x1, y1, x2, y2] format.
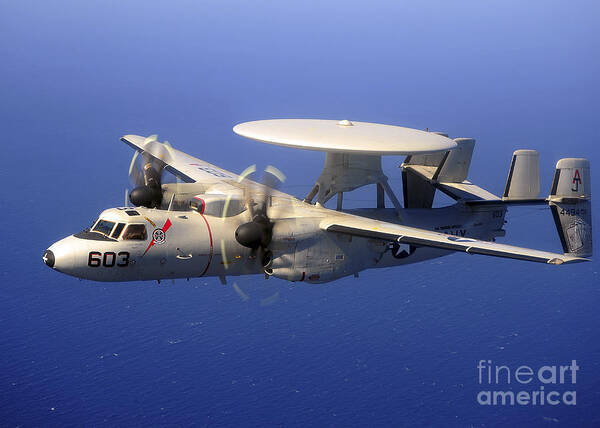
[199, 213, 213, 277]
[192, 198, 205, 213]
[143, 240, 155, 256]
[143, 218, 172, 256]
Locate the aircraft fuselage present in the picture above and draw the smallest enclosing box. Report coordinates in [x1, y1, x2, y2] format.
[44, 202, 507, 284]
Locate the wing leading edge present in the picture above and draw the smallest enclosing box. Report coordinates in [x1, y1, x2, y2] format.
[321, 215, 588, 265]
[121, 134, 240, 184]
[121, 134, 298, 200]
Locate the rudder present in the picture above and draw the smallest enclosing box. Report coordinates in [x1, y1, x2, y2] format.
[549, 158, 592, 257]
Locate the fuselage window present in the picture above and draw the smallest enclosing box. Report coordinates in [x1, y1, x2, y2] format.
[92, 219, 116, 236]
[111, 222, 126, 239]
[122, 224, 147, 240]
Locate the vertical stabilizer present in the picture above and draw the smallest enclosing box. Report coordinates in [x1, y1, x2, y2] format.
[401, 137, 476, 207]
[435, 138, 475, 183]
[549, 158, 592, 257]
[503, 150, 540, 200]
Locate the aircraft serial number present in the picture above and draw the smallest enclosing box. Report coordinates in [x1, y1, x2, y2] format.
[560, 208, 587, 216]
[88, 251, 130, 267]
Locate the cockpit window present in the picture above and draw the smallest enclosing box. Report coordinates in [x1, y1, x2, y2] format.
[111, 222, 126, 239]
[92, 219, 116, 236]
[122, 224, 147, 240]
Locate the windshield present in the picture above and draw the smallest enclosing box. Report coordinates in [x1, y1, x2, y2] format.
[92, 219, 116, 236]
[111, 222, 126, 239]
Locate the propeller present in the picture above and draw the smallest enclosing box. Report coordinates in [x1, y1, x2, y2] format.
[234, 165, 286, 268]
[127, 135, 177, 208]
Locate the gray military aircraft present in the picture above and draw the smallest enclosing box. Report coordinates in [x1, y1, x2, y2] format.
[43, 119, 592, 283]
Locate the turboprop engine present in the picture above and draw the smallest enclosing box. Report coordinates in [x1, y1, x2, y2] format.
[264, 218, 380, 283]
[263, 218, 321, 282]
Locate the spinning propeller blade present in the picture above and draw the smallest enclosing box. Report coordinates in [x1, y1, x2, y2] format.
[126, 134, 178, 208]
[233, 165, 286, 268]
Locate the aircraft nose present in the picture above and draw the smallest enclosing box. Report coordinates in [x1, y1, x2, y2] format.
[42, 249, 55, 268]
[43, 237, 76, 273]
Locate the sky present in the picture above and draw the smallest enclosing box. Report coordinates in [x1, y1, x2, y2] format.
[1, 1, 599, 426]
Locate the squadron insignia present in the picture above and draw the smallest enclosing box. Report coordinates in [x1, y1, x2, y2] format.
[143, 218, 172, 255]
[152, 228, 166, 245]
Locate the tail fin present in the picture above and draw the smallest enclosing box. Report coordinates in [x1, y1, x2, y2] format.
[503, 150, 540, 200]
[402, 137, 476, 208]
[549, 158, 592, 257]
[434, 138, 476, 183]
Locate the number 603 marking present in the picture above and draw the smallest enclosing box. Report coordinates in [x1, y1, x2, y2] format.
[88, 251, 130, 267]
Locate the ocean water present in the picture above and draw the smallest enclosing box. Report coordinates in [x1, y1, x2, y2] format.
[2, 1, 599, 426]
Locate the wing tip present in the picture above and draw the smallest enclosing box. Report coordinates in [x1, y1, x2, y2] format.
[548, 256, 590, 265]
[121, 134, 144, 142]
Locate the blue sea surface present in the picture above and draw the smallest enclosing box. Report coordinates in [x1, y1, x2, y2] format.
[1, 1, 599, 426]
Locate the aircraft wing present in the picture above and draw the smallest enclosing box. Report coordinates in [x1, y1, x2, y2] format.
[321, 214, 588, 265]
[121, 134, 240, 184]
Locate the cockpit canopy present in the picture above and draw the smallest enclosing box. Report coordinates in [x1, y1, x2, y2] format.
[90, 218, 147, 240]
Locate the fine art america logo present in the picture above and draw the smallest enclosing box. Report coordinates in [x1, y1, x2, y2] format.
[477, 360, 579, 406]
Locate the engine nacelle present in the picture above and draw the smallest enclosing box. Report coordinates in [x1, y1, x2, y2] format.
[267, 266, 346, 283]
[266, 218, 384, 283]
[266, 247, 342, 283]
